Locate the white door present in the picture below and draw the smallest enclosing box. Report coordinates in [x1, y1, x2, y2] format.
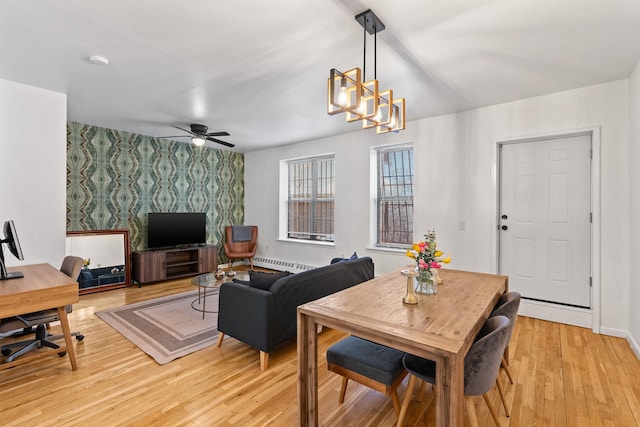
[499, 134, 591, 308]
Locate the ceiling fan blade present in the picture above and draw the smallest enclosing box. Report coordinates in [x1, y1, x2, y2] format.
[158, 135, 190, 138]
[172, 125, 194, 135]
[206, 136, 235, 148]
[205, 131, 230, 137]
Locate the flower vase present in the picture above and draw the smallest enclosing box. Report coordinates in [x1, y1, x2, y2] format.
[415, 270, 437, 295]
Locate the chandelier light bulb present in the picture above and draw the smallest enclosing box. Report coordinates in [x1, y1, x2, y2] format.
[374, 107, 383, 123]
[338, 78, 348, 106]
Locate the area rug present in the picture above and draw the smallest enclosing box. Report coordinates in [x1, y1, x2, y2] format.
[96, 290, 219, 364]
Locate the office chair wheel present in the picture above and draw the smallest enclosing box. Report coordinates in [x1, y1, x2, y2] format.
[2, 348, 11, 356]
[58, 351, 67, 357]
[76, 334, 84, 341]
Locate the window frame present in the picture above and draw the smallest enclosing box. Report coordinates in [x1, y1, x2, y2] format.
[373, 143, 414, 249]
[284, 154, 335, 243]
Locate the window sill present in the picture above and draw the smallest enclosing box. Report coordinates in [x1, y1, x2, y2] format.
[365, 246, 408, 255]
[278, 238, 336, 248]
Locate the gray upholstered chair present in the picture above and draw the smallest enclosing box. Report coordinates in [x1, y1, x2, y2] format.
[397, 315, 512, 427]
[489, 291, 521, 417]
[326, 336, 407, 415]
[0, 256, 84, 362]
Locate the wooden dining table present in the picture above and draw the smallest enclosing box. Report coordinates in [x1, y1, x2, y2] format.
[297, 268, 508, 426]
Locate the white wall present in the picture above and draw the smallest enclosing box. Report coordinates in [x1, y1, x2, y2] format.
[629, 62, 640, 357]
[245, 79, 630, 334]
[0, 78, 67, 268]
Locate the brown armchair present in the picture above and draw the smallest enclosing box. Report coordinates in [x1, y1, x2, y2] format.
[223, 225, 258, 271]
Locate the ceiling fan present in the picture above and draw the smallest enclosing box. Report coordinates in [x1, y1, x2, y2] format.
[161, 124, 234, 148]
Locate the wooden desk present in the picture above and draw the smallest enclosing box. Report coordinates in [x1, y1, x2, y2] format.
[297, 268, 507, 426]
[0, 263, 79, 370]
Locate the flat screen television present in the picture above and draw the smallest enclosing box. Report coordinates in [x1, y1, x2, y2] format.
[0, 219, 25, 280]
[147, 212, 207, 249]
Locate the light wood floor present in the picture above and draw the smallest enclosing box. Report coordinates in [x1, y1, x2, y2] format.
[1, 275, 639, 426]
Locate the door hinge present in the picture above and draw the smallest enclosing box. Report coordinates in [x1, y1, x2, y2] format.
[590, 277, 592, 287]
[590, 212, 592, 223]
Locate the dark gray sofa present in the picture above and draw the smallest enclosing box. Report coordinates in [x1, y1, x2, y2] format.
[216, 256, 374, 370]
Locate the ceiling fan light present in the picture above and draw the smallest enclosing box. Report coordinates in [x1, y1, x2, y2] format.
[191, 136, 206, 146]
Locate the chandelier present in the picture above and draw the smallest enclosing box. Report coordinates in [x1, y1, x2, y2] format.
[327, 9, 405, 134]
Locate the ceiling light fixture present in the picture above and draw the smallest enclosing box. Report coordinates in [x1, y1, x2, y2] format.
[191, 136, 206, 146]
[87, 55, 109, 66]
[327, 9, 405, 134]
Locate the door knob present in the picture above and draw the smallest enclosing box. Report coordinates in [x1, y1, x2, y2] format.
[501, 214, 508, 220]
[501, 225, 508, 230]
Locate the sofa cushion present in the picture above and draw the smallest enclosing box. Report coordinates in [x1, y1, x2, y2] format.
[330, 251, 359, 264]
[249, 270, 292, 291]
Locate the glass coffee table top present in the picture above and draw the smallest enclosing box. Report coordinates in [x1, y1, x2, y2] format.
[190, 271, 249, 318]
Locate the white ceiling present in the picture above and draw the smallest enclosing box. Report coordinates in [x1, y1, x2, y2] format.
[2, 0, 640, 152]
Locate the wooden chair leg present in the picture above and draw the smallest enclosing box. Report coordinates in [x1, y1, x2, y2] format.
[249, 257, 254, 270]
[216, 333, 225, 348]
[391, 390, 401, 415]
[482, 393, 502, 427]
[396, 374, 417, 427]
[501, 357, 514, 384]
[418, 380, 426, 401]
[260, 351, 269, 371]
[338, 377, 348, 403]
[495, 375, 510, 417]
[465, 396, 480, 427]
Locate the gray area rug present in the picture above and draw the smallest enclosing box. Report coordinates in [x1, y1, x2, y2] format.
[96, 290, 219, 364]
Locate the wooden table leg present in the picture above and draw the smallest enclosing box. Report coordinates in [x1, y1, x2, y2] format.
[435, 352, 464, 426]
[57, 306, 78, 370]
[297, 310, 318, 427]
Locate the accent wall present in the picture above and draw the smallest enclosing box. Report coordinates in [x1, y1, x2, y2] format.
[66, 122, 244, 255]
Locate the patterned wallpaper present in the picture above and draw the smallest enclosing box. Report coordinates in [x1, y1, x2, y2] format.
[66, 122, 244, 254]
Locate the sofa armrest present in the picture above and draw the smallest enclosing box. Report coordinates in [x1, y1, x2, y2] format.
[217, 281, 275, 353]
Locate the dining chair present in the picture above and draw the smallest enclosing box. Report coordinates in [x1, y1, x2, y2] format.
[396, 315, 511, 427]
[0, 256, 84, 362]
[489, 291, 521, 417]
[326, 336, 407, 415]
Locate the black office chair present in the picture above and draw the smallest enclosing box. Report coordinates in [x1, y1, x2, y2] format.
[0, 256, 85, 362]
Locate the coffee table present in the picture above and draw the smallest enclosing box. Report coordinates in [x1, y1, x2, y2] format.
[191, 273, 222, 319]
[191, 272, 249, 318]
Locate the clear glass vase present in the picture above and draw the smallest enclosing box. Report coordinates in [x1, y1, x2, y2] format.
[415, 270, 437, 294]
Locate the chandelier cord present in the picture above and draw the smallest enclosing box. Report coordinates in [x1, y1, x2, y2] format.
[363, 23, 367, 81]
[374, 26, 377, 80]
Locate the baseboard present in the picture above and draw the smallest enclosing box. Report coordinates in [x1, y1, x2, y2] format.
[599, 326, 627, 339]
[628, 332, 640, 361]
[519, 299, 592, 329]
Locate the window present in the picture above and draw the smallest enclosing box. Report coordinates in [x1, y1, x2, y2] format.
[287, 155, 335, 242]
[376, 145, 414, 247]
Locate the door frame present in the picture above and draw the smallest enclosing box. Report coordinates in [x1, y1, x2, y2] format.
[494, 126, 601, 333]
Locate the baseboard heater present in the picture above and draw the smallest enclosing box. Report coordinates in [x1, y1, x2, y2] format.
[251, 256, 318, 274]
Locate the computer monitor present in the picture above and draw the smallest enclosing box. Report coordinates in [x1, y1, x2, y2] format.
[0, 219, 25, 280]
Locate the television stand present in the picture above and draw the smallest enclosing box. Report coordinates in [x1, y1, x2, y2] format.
[132, 245, 218, 285]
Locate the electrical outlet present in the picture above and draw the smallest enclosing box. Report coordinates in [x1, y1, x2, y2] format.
[459, 221, 466, 231]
